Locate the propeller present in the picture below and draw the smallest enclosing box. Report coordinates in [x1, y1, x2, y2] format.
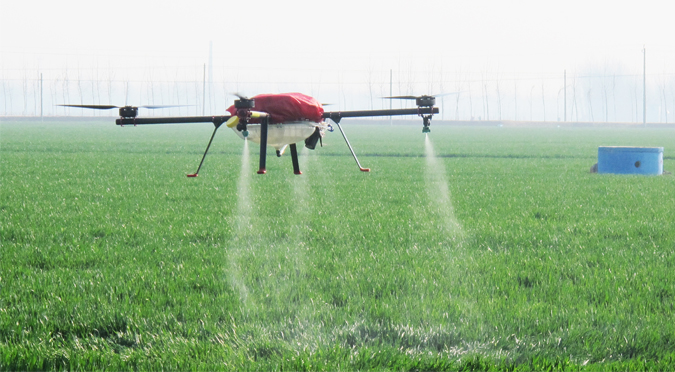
[382, 93, 457, 133]
[382, 92, 460, 107]
[229, 93, 256, 110]
[227, 93, 259, 137]
[231, 93, 250, 100]
[57, 104, 188, 110]
[57, 104, 119, 110]
[57, 104, 191, 118]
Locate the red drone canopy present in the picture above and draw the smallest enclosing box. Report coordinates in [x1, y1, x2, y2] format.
[226, 92, 324, 124]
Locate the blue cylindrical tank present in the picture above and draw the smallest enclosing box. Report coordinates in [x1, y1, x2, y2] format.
[597, 146, 663, 175]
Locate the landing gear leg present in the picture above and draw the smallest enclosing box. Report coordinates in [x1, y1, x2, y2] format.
[187, 118, 224, 177]
[290, 143, 301, 175]
[257, 116, 269, 174]
[331, 118, 370, 172]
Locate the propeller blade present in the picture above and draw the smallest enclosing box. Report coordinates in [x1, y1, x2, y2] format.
[140, 105, 192, 109]
[58, 104, 190, 110]
[57, 104, 119, 110]
[431, 92, 461, 97]
[231, 93, 250, 100]
[383, 93, 460, 100]
[382, 96, 418, 100]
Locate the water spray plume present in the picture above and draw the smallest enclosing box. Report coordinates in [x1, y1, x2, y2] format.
[237, 140, 251, 226]
[424, 135, 463, 238]
[228, 138, 254, 308]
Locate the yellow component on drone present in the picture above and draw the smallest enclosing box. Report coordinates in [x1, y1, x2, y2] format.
[225, 116, 239, 128]
[249, 111, 268, 119]
[226, 112, 268, 128]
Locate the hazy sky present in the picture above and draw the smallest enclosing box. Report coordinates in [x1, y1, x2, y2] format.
[1, 0, 673, 119]
[3, 0, 672, 70]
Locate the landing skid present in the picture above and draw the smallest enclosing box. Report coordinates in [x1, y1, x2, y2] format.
[330, 117, 370, 172]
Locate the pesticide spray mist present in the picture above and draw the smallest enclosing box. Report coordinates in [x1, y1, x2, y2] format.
[229, 139, 253, 308]
[236, 139, 252, 231]
[285, 147, 310, 280]
[283, 147, 326, 346]
[424, 134, 463, 240]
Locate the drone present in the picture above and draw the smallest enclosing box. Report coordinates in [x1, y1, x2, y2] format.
[59, 93, 440, 176]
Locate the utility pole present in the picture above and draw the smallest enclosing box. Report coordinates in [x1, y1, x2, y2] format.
[202, 63, 206, 116]
[564, 70, 567, 122]
[389, 69, 392, 126]
[208, 41, 213, 113]
[643, 46, 646, 127]
[40, 73, 43, 121]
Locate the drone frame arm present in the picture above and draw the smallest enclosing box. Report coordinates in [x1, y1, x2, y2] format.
[322, 107, 438, 122]
[116, 115, 232, 126]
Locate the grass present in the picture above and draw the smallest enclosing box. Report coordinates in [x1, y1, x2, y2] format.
[1, 120, 674, 370]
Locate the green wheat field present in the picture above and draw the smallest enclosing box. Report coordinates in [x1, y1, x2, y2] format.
[1, 120, 674, 371]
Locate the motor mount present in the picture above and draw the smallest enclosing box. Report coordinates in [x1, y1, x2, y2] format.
[416, 96, 436, 107]
[234, 98, 255, 109]
[119, 106, 139, 118]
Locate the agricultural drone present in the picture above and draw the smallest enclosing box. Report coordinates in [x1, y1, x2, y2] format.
[59, 93, 441, 176]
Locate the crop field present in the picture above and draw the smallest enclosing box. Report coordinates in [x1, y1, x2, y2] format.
[1, 119, 675, 371]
